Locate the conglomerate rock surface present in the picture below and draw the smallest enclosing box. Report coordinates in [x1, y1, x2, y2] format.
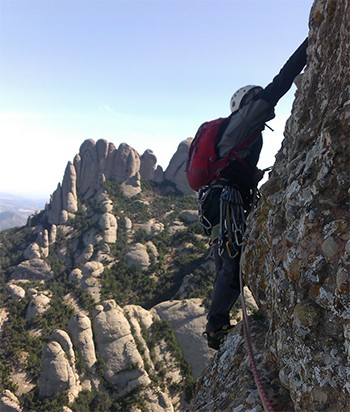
[189, 1, 350, 411]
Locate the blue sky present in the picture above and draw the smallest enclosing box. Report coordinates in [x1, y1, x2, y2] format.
[0, 0, 312, 200]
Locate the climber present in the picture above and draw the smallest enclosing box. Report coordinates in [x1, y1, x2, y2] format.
[188, 38, 308, 350]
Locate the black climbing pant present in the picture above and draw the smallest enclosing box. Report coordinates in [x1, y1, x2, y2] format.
[206, 240, 241, 334]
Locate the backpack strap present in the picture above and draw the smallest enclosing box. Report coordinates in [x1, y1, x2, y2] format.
[213, 131, 261, 185]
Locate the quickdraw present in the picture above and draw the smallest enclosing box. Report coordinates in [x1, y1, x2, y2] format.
[218, 186, 246, 258]
[197, 185, 213, 235]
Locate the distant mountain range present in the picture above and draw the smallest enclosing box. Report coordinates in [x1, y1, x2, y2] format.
[0, 192, 46, 231]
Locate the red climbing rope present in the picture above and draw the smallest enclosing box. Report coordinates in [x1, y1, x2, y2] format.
[239, 265, 275, 412]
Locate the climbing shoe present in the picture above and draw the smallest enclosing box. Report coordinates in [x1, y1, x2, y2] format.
[203, 324, 234, 350]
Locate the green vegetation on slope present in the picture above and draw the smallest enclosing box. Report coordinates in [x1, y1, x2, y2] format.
[0, 179, 215, 410]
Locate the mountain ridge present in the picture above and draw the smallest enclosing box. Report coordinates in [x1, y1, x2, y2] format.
[1, 1, 349, 411]
[0, 193, 46, 231]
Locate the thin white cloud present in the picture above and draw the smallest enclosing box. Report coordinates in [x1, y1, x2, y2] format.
[101, 104, 115, 114]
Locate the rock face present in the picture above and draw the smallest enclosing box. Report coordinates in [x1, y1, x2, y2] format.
[7, 284, 25, 302]
[0, 390, 22, 412]
[25, 291, 51, 319]
[164, 138, 193, 195]
[45, 138, 193, 225]
[140, 149, 157, 180]
[92, 300, 151, 395]
[68, 313, 97, 371]
[38, 330, 81, 402]
[190, 1, 350, 411]
[245, 2, 350, 410]
[0, 127, 207, 409]
[125, 242, 151, 270]
[10, 259, 54, 281]
[153, 299, 210, 379]
[69, 261, 104, 302]
[2, 2, 349, 411]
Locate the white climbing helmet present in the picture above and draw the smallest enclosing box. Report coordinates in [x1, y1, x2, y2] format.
[230, 85, 262, 113]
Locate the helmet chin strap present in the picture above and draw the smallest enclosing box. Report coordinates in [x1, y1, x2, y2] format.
[264, 123, 274, 132]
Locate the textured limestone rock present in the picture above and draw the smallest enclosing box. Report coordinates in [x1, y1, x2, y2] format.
[98, 192, 114, 213]
[60, 209, 70, 224]
[44, 131, 194, 224]
[136, 219, 164, 236]
[68, 268, 83, 284]
[153, 299, 211, 379]
[190, 2, 349, 411]
[38, 330, 81, 402]
[145, 241, 159, 263]
[92, 300, 151, 396]
[124, 304, 195, 410]
[153, 165, 165, 183]
[23, 230, 50, 259]
[74, 244, 94, 265]
[75, 139, 99, 200]
[23, 229, 49, 260]
[50, 330, 76, 363]
[139, 389, 174, 412]
[10, 258, 54, 281]
[26, 292, 51, 319]
[188, 319, 292, 412]
[98, 212, 117, 243]
[49, 224, 57, 244]
[178, 210, 198, 224]
[124, 216, 133, 231]
[168, 220, 187, 235]
[27, 288, 38, 299]
[96, 138, 110, 171]
[37, 230, 49, 257]
[120, 174, 142, 197]
[0, 390, 22, 412]
[44, 139, 154, 222]
[46, 184, 63, 224]
[125, 242, 151, 270]
[0, 308, 9, 334]
[164, 138, 194, 195]
[140, 149, 157, 180]
[62, 162, 78, 213]
[82, 227, 101, 247]
[69, 261, 104, 302]
[8, 284, 25, 301]
[113, 143, 141, 184]
[240, 1, 350, 411]
[68, 313, 97, 371]
[95, 242, 113, 263]
[123, 304, 158, 371]
[23, 242, 41, 260]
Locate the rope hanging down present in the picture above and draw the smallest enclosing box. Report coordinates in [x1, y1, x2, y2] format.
[239, 263, 275, 412]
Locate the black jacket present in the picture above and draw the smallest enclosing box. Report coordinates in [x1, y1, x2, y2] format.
[217, 38, 308, 195]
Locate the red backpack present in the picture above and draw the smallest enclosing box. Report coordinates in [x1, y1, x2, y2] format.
[186, 117, 256, 191]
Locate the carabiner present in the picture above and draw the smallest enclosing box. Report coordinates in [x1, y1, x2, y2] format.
[226, 241, 239, 259]
[234, 229, 244, 247]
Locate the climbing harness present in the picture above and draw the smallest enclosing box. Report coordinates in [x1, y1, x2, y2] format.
[239, 256, 275, 412]
[198, 175, 275, 411]
[198, 184, 247, 257]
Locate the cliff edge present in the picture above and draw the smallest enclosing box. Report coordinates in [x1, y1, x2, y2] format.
[189, 1, 349, 411]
